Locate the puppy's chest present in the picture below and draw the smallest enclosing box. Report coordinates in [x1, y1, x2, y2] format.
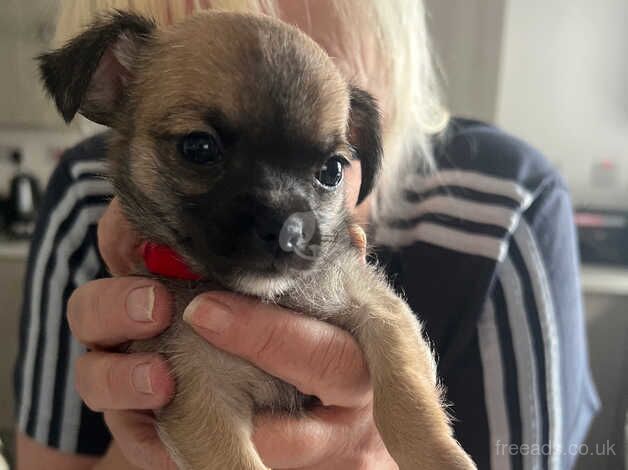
[133, 275, 354, 413]
[158, 261, 356, 326]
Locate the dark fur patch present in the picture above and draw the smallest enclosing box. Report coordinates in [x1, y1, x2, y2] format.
[37, 10, 155, 124]
[349, 87, 383, 203]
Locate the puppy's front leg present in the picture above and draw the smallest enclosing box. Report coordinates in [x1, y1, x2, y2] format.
[347, 273, 476, 469]
[157, 387, 267, 470]
[134, 322, 269, 470]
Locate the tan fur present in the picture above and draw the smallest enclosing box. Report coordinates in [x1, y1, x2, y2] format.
[40, 10, 476, 470]
[131, 247, 476, 469]
[130, 13, 349, 143]
[125, 13, 476, 470]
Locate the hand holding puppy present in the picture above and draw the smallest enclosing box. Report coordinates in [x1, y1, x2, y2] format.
[70, 198, 398, 469]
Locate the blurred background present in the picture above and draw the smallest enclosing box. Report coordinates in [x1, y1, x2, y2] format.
[0, 0, 626, 468]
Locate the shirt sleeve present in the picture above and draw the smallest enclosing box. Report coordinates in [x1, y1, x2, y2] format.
[440, 178, 599, 470]
[13, 144, 114, 455]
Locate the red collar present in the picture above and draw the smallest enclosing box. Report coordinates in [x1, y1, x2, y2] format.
[142, 242, 202, 281]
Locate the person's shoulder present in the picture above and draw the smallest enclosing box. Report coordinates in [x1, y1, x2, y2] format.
[37, 133, 113, 221]
[55, 132, 110, 182]
[44, 132, 112, 200]
[374, 118, 564, 261]
[433, 117, 562, 194]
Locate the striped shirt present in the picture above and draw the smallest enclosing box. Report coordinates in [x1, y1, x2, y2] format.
[14, 118, 599, 469]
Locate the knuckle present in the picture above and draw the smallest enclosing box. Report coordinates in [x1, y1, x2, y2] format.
[354, 455, 376, 470]
[89, 284, 106, 330]
[67, 283, 100, 338]
[288, 432, 313, 459]
[309, 329, 354, 384]
[84, 397, 103, 413]
[94, 281, 126, 337]
[66, 290, 82, 334]
[104, 356, 119, 403]
[76, 366, 101, 412]
[74, 356, 88, 396]
[251, 319, 289, 363]
[78, 354, 117, 412]
[69, 282, 104, 343]
[337, 443, 382, 470]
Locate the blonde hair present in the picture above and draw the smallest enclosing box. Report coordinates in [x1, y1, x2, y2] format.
[53, 0, 449, 215]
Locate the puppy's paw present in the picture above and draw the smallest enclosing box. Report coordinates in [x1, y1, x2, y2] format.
[374, 404, 477, 470]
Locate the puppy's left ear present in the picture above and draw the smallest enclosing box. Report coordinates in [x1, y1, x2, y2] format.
[348, 87, 383, 204]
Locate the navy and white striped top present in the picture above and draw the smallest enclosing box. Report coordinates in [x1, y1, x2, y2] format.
[14, 118, 599, 469]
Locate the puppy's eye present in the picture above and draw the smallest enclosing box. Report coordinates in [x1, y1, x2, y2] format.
[179, 132, 222, 164]
[316, 155, 345, 188]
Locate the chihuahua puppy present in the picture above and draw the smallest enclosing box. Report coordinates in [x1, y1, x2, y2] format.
[39, 11, 475, 470]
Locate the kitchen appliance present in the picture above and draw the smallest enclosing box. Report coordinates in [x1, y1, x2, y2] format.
[6, 150, 40, 238]
[576, 209, 628, 266]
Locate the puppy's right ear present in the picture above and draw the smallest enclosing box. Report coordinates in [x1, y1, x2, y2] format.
[38, 11, 155, 126]
[349, 87, 383, 204]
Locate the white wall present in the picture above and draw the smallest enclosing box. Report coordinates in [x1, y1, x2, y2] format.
[426, 0, 628, 209]
[0, 0, 81, 195]
[495, 0, 628, 208]
[425, 0, 506, 123]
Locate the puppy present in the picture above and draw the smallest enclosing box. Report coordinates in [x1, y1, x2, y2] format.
[39, 11, 476, 470]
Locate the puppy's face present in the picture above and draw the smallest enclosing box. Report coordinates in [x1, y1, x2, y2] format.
[39, 12, 381, 295]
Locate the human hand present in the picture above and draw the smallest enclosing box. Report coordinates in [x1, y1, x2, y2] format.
[183, 292, 398, 469]
[71, 197, 395, 469]
[69, 198, 178, 469]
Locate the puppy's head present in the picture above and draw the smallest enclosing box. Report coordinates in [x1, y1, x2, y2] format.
[39, 11, 381, 295]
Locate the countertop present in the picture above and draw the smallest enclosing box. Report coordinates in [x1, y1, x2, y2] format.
[0, 236, 29, 260]
[580, 264, 628, 296]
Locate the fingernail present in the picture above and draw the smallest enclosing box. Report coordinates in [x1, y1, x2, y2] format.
[183, 295, 233, 334]
[126, 286, 155, 322]
[132, 363, 153, 394]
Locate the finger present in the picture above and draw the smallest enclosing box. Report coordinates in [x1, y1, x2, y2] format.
[98, 197, 143, 276]
[253, 406, 365, 469]
[68, 277, 172, 348]
[105, 410, 178, 470]
[76, 351, 174, 411]
[183, 292, 371, 408]
[348, 224, 367, 261]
